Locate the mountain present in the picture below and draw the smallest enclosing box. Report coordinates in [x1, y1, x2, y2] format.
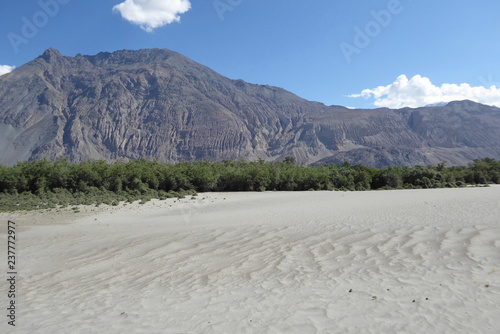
[1, 48, 499, 167]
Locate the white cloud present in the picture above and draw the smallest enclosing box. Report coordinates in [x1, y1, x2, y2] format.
[113, 0, 191, 32]
[0, 65, 15, 76]
[349, 74, 500, 108]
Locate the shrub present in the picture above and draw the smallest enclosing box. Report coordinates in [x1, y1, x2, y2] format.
[0, 158, 498, 212]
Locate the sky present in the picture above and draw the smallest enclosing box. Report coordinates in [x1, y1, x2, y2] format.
[1, 0, 499, 109]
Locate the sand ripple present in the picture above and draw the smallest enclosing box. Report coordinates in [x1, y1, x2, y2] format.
[1, 187, 499, 333]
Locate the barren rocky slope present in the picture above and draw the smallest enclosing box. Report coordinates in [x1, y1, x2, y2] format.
[0, 48, 499, 167]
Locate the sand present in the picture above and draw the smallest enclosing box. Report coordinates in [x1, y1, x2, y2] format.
[1, 186, 499, 333]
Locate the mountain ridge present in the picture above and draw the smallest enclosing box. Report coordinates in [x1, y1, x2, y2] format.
[0, 48, 499, 167]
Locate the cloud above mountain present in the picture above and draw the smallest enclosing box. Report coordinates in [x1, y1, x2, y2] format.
[0, 65, 15, 76]
[349, 75, 500, 108]
[113, 0, 191, 32]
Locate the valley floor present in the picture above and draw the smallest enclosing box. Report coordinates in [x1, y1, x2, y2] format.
[1, 187, 500, 333]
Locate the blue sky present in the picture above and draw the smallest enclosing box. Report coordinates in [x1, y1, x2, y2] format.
[1, 0, 499, 108]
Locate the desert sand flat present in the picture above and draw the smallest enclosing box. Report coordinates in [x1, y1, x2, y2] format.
[1, 186, 499, 333]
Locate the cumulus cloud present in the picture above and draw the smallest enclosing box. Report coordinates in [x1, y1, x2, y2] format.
[349, 74, 500, 108]
[113, 0, 191, 32]
[0, 65, 15, 76]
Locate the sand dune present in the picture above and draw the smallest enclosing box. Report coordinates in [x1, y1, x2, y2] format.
[1, 187, 499, 333]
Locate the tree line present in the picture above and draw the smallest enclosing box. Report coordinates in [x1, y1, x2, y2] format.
[0, 157, 498, 211]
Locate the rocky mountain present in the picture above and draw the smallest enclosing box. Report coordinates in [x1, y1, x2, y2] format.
[0, 48, 499, 167]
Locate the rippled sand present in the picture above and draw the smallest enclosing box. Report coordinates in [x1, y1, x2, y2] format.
[1, 187, 499, 333]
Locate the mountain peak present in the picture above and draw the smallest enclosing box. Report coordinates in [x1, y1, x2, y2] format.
[83, 48, 182, 66]
[40, 48, 63, 61]
[446, 100, 482, 107]
[423, 102, 449, 108]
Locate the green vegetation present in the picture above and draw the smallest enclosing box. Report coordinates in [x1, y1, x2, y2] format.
[0, 158, 498, 212]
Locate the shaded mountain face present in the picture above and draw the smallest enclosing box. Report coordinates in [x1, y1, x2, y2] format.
[1, 48, 499, 167]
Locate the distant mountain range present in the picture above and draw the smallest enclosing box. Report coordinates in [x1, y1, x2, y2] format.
[0, 48, 499, 167]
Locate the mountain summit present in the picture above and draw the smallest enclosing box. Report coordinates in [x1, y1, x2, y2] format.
[1, 48, 499, 167]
